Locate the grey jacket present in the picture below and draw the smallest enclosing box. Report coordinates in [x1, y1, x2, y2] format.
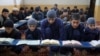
[0, 15, 9, 26]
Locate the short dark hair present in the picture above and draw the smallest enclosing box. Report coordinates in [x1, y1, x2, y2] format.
[30, 7, 34, 10]
[35, 6, 40, 12]
[67, 7, 70, 9]
[20, 7, 24, 10]
[63, 9, 68, 12]
[54, 4, 58, 6]
[44, 7, 48, 9]
[4, 19, 14, 28]
[71, 13, 80, 20]
[74, 6, 77, 8]
[2, 8, 9, 13]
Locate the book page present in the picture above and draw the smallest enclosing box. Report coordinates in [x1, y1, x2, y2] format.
[0, 38, 14, 44]
[90, 40, 98, 46]
[16, 40, 40, 45]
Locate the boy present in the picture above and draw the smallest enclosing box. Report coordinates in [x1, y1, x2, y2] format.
[32, 6, 44, 21]
[9, 8, 20, 23]
[0, 19, 21, 39]
[25, 18, 42, 40]
[84, 17, 100, 41]
[63, 13, 85, 56]
[19, 7, 26, 20]
[24, 18, 49, 55]
[82, 17, 100, 56]
[71, 6, 79, 13]
[41, 10, 64, 40]
[24, 18, 41, 51]
[64, 13, 84, 41]
[41, 10, 64, 56]
[0, 19, 21, 55]
[43, 7, 48, 18]
[0, 8, 9, 27]
[60, 9, 70, 22]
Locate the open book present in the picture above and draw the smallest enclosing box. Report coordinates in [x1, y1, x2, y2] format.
[41, 39, 60, 45]
[16, 40, 40, 45]
[0, 27, 5, 31]
[0, 38, 14, 44]
[90, 40, 100, 47]
[62, 40, 82, 46]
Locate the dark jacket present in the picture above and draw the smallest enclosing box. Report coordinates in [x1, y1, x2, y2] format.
[25, 28, 42, 40]
[0, 29, 21, 39]
[19, 12, 26, 20]
[71, 9, 79, 13]
[41, 18, 64, 40]
[0, 15, 9, 27]
[84, 27, 100, 41]
[9, 13, 20, 23]
[64, 24, 85, 41]
[32, 12, 44, 21]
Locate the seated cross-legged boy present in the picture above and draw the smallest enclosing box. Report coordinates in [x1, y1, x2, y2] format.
[84, 17, 100, 41]
[25, 18, 41, 40]
[0, 8, 10, 27]
[83, 17, 100, 55]
[64, 13, 85, 56]
[41, 10, 64, 56]
[22, 18, 49, 56]
[24, 18, 42, 52]
[64, 13, 84, 41]
[0, 19, 21, 55]
[0, 19, 21, 39]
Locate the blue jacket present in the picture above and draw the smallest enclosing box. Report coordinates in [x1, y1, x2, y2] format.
[41, 18, 64, 40]
[25, 28, 42, 40]
[64, 24, 85, 41]
[84, 27, 100, 41]
[32, 12, 44, 21]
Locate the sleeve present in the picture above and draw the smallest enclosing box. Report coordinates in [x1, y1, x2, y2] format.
[64, 25, 69, 40]
[41, 13, 44, 20]
[59, 20, 65, 40]
[81, 27, 88, 41]
[17, 32, 21, 39]
[37, 30, 42, 40]
[24, 30, 28, 39]
[0, 21, 2, 27]
[14, 31, 21, 39]
[40, 20, 46, 39]
[95, 30, 100, 40]
[32, 12, 35, 18]
[0, 32, 4, 37]
[0, 16, 3, 27]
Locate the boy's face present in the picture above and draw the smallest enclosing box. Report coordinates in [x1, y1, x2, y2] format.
[47, 18, 55, 24]
[88, 24, 95, 30]
[2, 12, 9, 17]
[5, 27, 13, 34]
[28, 25, 36, 31]
[71, 19, 80, 29]
[63, 12, 68, 16]
[13, 11, 19, 15]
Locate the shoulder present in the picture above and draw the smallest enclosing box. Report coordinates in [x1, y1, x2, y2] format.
[55, 18, 63, 25]
[35, 28, 41, 33]
[13, 29, 21, 34]
[39, 12, 44, 15]
[65, 24, 71, 30]
[79, 24, 85, 29]
[0, 15, 3, 19]
[41, 19, 48, 24]
[32, 12, 35, 15]
[25, 29, 30, 34]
